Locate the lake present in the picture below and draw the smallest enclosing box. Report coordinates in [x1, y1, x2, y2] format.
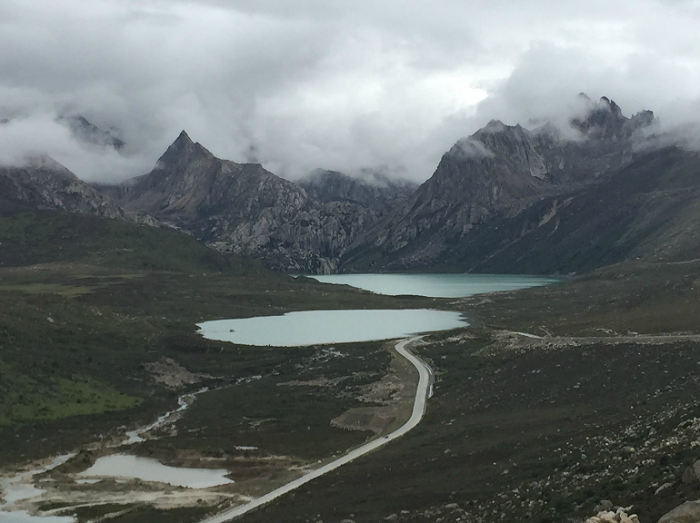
[307, 273, 559, 298]
[197, 309, 467, 347]
[198, 274, 558, 347]
[79, 454, 233, 489]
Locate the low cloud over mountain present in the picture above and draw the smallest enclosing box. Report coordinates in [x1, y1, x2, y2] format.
[3, 1, 700, 183]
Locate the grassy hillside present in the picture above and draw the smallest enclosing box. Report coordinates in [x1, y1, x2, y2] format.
[0, 211, 265, 274]
[0, 210, 436, 467]
[240, 260, 700, 523]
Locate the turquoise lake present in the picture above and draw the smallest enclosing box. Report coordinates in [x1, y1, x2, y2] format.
[307, 273, 559, 298]
[197, 309, 467, 347]
[198, 274, 557, 347]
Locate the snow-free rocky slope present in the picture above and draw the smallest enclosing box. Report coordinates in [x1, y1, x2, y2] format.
[97, 132, 413, 273]
[339, 97, 698, 274]
[298, 170, 417, 212]
[0, 156, 133, 219]
[84, 95, 700, 275]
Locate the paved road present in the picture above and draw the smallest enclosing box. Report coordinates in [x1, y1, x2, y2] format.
[506, 330, 700, 344]
[199, 336, 430, 523]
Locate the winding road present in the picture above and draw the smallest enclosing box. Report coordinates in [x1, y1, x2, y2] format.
[200, 336, 431, 523]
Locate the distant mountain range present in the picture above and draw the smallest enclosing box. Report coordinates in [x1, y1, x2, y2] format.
[341, 96, 665, 273]
[93, 132, 416, 272]
[3, 95, 700, 275]
[57, 115, 125, 150]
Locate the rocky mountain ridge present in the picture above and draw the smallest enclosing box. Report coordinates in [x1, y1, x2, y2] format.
[0, 155, 134, 220]
[57, 115, 125, 150]
[96, 132, 414, 273]
[340, 97, 673, 273]
[8, 94, 700, 276]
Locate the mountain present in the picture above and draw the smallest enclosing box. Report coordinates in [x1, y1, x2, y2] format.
[298, 170, 417, 212]
[0, 156, 130, 219]
[57, 115, 125, 150]
[355, 146, 700, 274]
[96, 132, 397, 273]
[340, 97, 677, 273]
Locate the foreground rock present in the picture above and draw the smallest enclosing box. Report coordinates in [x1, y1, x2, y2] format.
[658, 501, 700, 523]
[585, 506, 639, 523]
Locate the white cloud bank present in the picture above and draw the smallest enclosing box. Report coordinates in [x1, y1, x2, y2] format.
[2, 0, 700, 182]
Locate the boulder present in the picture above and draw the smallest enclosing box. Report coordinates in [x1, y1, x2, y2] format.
[585, 506, 639, 523]
[656, 483, 674, 495]
[658, 500, 700, 523]
[682, 461, 700, 484]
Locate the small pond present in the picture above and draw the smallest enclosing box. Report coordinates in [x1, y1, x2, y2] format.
[79, 455, 233, 489]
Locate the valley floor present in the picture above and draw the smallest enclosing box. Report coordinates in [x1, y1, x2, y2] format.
[228, 262, 700, 523]
[5, 253, 700, 523]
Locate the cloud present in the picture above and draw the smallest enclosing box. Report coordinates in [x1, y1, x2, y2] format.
[2, 0, 700, 183]
[0, 114, 155, 182]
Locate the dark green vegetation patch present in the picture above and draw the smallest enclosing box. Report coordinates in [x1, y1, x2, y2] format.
[0, 210, 435, 467]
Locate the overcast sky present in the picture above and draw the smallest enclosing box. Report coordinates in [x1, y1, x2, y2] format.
[1, 0, 700, 182]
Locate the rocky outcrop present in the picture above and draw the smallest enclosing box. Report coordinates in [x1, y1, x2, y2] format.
[682, 461, 700, 484]
[0, 156, 133, 220]
[585, 505, 639, 523]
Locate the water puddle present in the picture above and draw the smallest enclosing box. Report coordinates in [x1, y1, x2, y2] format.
[79, 455, 233, 489]
[123, 387, 208, 445]
[0, 388, 213, 522]
[0, 511, 74, 523]
[0, 454, 75, 522]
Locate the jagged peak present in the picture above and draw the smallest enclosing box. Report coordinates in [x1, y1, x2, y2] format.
[632, 109, 655, 125]
[472, 120, 533, 145]
[155, 130, 213, 168]
[175, 130, 193, 145]
[577, 92, 593, 103]
[597, 96, 622, 115]
[481, 119, 507, 133]
[57, 114, 125, 150]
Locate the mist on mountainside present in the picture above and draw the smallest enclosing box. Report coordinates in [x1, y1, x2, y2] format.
[3, 1, 700, 184]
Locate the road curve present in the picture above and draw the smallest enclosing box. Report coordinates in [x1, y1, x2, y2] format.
[199, 336, 430, 523]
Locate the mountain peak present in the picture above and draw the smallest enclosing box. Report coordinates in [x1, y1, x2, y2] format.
[569, 95, 630, 138]
[578, 92, 593, 103]
[482, 120, 507, 133]
[156, 130, 211, 168]
[26, 155, 76, 177]
[175, 130, 193, 145]
[57, 114, 125, 150]
[598, 96, 622, 115]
